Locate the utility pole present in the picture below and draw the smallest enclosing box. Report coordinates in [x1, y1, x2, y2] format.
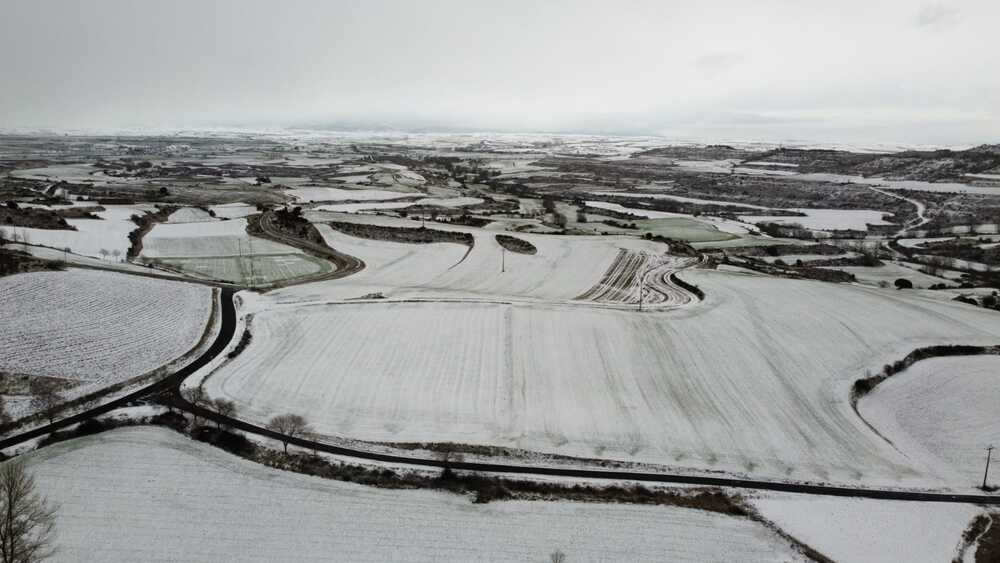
[501, 247, 505, 273]
[984, 445, 995, 490]
[247, 236, 255, 288]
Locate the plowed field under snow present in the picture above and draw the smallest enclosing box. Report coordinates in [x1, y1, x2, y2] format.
[0, 270, 211, 416]
[208, 269, 1000, 488]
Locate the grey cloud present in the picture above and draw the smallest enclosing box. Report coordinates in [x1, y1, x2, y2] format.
[914, 2, 961, 30]
[0, 0, 996, 145]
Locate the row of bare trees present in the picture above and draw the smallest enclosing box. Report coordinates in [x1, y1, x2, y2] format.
[182, 387, 312, 454]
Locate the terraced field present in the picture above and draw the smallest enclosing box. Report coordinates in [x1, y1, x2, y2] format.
[576, 249, 698, 306]
[276, 214, 669, 303]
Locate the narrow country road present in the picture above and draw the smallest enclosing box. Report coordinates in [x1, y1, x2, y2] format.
[0, 287, 237, 449]
[255, 211, 365, 284]
[869, 185, 929, 235]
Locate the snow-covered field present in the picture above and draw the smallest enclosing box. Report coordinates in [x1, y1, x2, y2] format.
[859, 355, 1000, 487]
[24, 427, 807, 562]
[314, 196, 484, 214]
[586, 200, 687, 219]
[587, 193, 890, 232]
[141, 218, 327, 284]
[739, 209, 892, 231]
[286, 186, 418, 202]
[824, 262, 953, 288]
[591, 191, 770, 210]
[314, 201, 415, 213]
[0, 270, 210, 417]
[276, 216, 666, 303]
[166, 207, 217, 223]
[584, 201, 755, 238]
[142, 218, 291, 258]
[212, 270, 1000, 488]
[752, 493, 981, 563]
[9, 205, 149, 259]
[208, 202, 257, 219]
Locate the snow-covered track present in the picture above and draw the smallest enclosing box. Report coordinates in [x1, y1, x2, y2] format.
[575, 249, 700, 308]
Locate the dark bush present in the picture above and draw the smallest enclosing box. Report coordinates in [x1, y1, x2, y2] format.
[192, 425, 256, 456]
[151, 411, 189, 432]
[76, 418, 105, 436]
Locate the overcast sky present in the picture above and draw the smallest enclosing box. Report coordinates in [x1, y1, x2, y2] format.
[1, 0, 997, 145]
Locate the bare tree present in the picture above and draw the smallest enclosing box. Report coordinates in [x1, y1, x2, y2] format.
[28, 381, 62, 425]
[211, 398, 237, 428]
[550, 549, 566, 563]
[182, 387, 209, 426]
[98, 249, 109, 261]
[0, 397, 11, 431]
[110, 249, 121, 263]
[0, 461, 57, 563]
[265, 414, 312, 454]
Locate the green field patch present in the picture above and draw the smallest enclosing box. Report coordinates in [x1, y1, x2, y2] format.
[157, 253, 331, 285]
[633, 218, 740, 243]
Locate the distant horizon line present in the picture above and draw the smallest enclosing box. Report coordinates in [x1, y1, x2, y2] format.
[0, 125, 992, 153]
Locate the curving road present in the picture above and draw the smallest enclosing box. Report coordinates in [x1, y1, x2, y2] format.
[255, 211, 365, 285]
[0, 287, 238, 450]
[3, 280, 999, 505]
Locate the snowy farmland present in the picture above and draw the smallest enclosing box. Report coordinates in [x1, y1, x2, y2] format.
[141, 218, 330, 284]
[313, 196, 485, 214]
[166, 206, 217, 223]
[738, 209, 892, 231]
[273, 218, 670, 303]
[24, 427, 807, 562]
[751, 493, 982, 563]
[286, 186, 418, 202]
[7, 205, 150, 259]
[859, 355, 1000, 487]
[211, 269, 1000, 488]
[0, 270, 210, 417]
[208, 202, 257, 219]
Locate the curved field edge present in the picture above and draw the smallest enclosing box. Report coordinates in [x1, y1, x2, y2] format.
[849, 344, 1000, 411]
[0, 286, 221, 435]
[249, 212, 366, 287]
[203, 282, 1000, 486]
[15, 423, 830, 562]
